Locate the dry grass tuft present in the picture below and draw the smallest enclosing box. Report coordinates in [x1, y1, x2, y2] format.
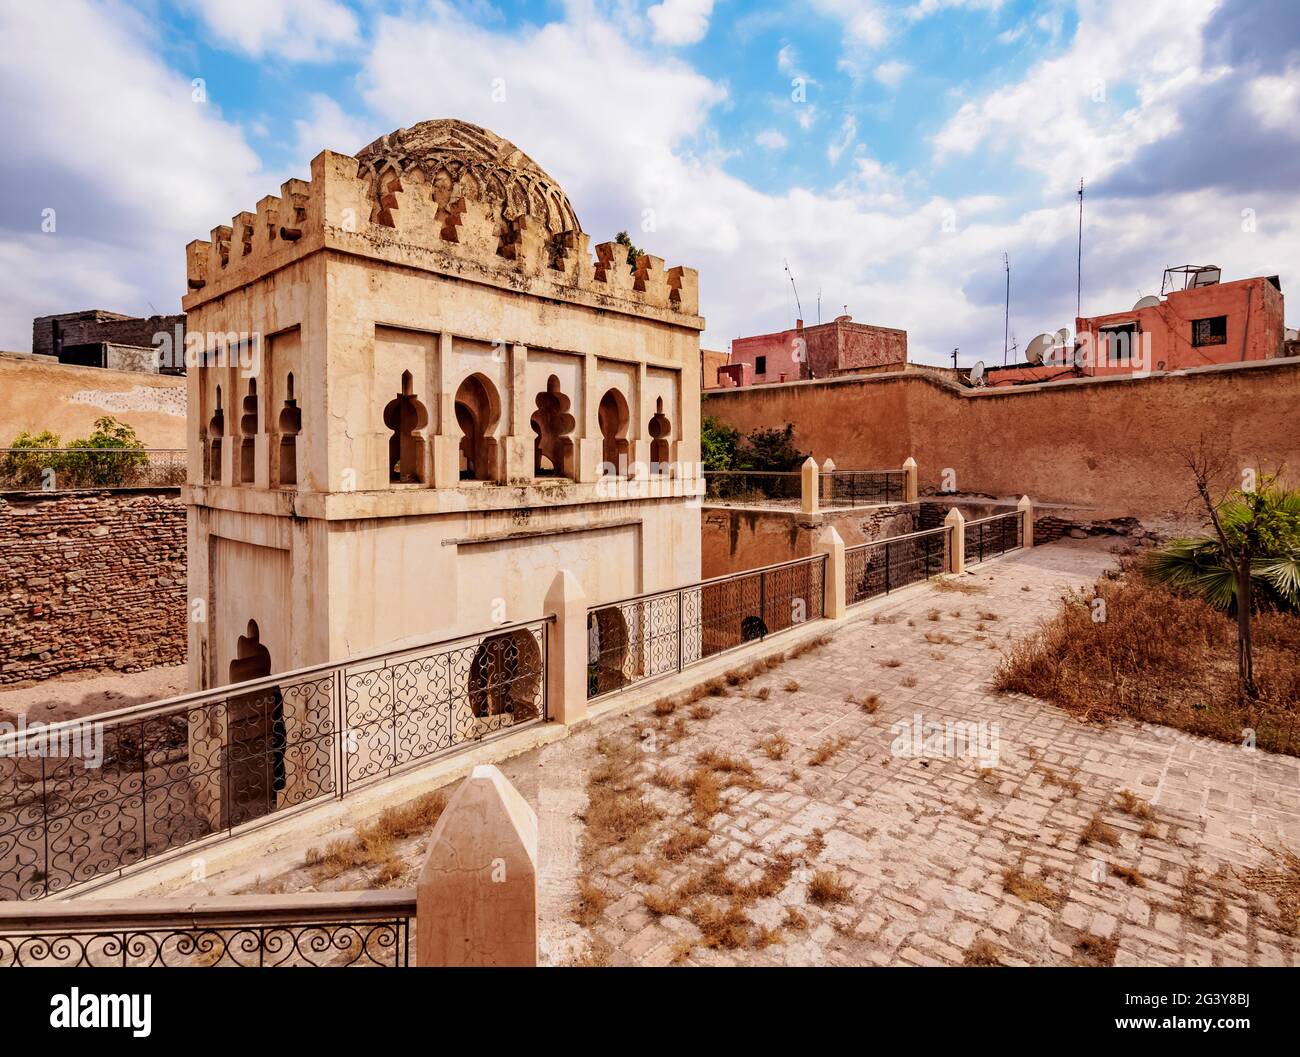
[689, 703, 716, 721]
[1037, 765, 1082, 796]
[751, 686, 771, 701]
[996, 565, 1300, 756]
[880, 657, 902, 668]
[858, 693, 881, 714]
[783, 906, 809, 931]
[1111, 864, 1147, 887]
[759, 733, 790, 760]
[652, 699, 677, 717]
[574, 878, 613, 926]
[783, 679, 801, 692]
[1081, 813, 1120, 848]
[789, 634, 833, 659]
[661, 823, 711, 862]
[924, 630, 955, 645]
[977, 610, 1000, 621]
[1114, 789, 1155, 820]
[807, 870, 853, 906]
[1239, 844, 1300, 935]
[932, 578, 988, 595]
[1072, 931, 1118, 966]
[963, 938, 1003, 966]
[901, 675, 918, 688]
[305, 789, 448, 882]
[1001, 865, 1063, 910]
[808, 735, 852, 766]
[927, 608, 942, 621]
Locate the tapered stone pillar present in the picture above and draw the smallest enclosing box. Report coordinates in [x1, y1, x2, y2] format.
[945, 506, 966, 575]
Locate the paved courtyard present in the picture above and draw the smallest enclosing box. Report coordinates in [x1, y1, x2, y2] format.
[526, 538, 1300, 966]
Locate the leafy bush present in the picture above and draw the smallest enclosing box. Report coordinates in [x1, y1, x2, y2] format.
[1, 417, 149, 489]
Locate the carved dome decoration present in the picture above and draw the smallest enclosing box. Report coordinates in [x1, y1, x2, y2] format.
[355, 119, 582, 236]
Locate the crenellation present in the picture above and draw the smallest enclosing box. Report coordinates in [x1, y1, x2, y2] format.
[593, 241, 635, 294]
[232, 211, 256, 258]
[667, 266, 699, 316]
[633, 254, 667, 302]
[209, 225, 232, 273]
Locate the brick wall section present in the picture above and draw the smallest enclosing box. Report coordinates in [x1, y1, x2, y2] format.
[0, 490, 186, 683]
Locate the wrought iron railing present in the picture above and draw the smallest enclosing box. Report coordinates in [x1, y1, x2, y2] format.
[845, 526, 949, 606]
[0, 890, 414, 967]
[821, 469, 906, 507]
[964, 511, 1024, 566]
[703, 470, 801, 503]
[0, 448, 186, 490]
[587, 554, 827, 698]
[0, 617, 549, 901]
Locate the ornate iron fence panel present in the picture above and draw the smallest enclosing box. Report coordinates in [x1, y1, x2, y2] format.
[846, 526, 949, 606]
[703, 470, 801, 503]
[0, 448, 186, 490]
[821, 470, 905, 507]
[0, 893, 414, 967]
[0, 619, 549, 901]
[964, 512, 1023, 566]
[587, 555, 827, 699]
[341, 620, 548, 793]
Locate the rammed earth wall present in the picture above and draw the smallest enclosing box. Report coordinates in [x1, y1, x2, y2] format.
[0, 490, 186, 684]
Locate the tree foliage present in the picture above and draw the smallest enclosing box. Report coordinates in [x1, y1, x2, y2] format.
[1, 417, 148, 488]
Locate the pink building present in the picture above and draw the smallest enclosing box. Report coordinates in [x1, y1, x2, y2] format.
[985, 271, 1286, 387]
[711, 315, 907, 388]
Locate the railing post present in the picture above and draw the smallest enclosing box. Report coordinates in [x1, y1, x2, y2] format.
[544, 570, 587, 726]
[820, 456, 836, 505]
[1018, 494, 1035, 548]
[814, 526, 846, 620]
[944, 507, 966, 575]
[416, 764, 538, 967]
[902, 456, 918, 503]
[800, 456, 820, 516]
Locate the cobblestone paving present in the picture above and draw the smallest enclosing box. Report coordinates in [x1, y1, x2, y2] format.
[536, 538, 1300, 967]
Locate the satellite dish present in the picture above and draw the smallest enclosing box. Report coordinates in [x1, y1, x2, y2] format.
[1025, 333, 1053, 366]
[968, 360, 985, 386]
[1072, 344, 1087, 369]
[1133, 294, 1161, 311]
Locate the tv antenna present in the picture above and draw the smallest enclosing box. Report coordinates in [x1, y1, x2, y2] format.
[1002, 252, 1010, 365]
[816, 287, 822, 325]
[783, 259, 803, 321]
[1076, 178, 1084, 317]
[951, 347, 959, 370]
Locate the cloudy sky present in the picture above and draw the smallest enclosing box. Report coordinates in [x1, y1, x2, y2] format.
[1, 0, 1296, 365]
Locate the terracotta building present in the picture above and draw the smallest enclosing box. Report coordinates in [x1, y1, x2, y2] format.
[985, 270, 1287, 387]
[714, 315, 907, 388]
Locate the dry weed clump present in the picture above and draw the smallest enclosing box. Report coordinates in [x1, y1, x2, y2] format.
[1238, 844, 1300, 935]
[304, 789, 449, 883]
[808, 735, 852, 766]
[1110, 864, 1147, 888]
[932, 578, 988, 595]
[689, 703, 716, 721]
[789, 634, 833, 659]
[1081, 813, 1121, 847]
[807, 870, 853, 906]
[1001, 865, 1063, 910]
[901, 675, 918, 688]
[963, 938, 1003, 966]
[783, 679, 801, 693]
[759, 733, 790, 760]
[1114, 789, 1155, 820]
[1072, 931, 1118, 966]
[880, 657, 902, 668]
[995, 565, 1300, 756]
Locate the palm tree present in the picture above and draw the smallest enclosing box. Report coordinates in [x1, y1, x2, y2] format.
[1145, 475, 1300, 698]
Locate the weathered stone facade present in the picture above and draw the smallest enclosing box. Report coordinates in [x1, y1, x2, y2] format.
[0, 491, 186, 684]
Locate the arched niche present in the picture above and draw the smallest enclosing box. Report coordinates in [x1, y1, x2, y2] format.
[277, 372, 301, 488]
[238, 378, 258, 485]
[225, 620, 285, 828]
[530, 375, 576, 479]
[648, 396, 672, 470]
[454, 373, 501, 481]
[207, 384, 224, 484]
[468, 629, 542, 722]
[384, 370, 429, 483]
[598, 388, 630, 475]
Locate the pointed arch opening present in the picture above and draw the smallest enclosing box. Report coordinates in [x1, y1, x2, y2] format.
[530, 375, 575, 479]
[597, 388, 630, 475]
[383, 370, 429, 483]
[238, 378, 258, 485]
[648, 395, 672, 471]
[226, 620, 284, 827]
[277, 372, 301, 488]
[454, 373, 501, 482]
[207, 384, 224, 484]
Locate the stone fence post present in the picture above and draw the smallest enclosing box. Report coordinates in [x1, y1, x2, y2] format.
[545, 569, 587, 726]
[944, 506, 966, 576]
[902, 456, 918, 503]
[800, 457, 819, 516]
[820, 456, 836, 505]
[814, 526, 845, 620]
[416, 764, 538, 966]
[1018, 495, 1035, 548]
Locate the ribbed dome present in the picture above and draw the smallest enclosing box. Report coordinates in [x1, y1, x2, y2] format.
[355, 119, 581, 235]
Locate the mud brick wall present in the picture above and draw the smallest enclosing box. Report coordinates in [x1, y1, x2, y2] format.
[0, 490, 186, 684]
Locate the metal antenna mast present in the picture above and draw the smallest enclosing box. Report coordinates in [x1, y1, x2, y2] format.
[1076, 178, 1084, 318]
[784, 259, 803, 321]
[1003, 252, 1010, 366]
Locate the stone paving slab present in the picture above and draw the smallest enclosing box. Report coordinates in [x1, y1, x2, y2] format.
[532, 538, 1300, 967]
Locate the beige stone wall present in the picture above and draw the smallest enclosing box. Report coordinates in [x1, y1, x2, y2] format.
[0, 352, 185, 448]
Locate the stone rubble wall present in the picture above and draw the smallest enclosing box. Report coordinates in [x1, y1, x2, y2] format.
[0, 490, 186, 684]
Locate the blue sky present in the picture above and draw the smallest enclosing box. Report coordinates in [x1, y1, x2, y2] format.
[1, 0, 1296, 364]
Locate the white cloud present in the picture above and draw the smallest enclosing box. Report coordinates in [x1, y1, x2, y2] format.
[292, 93, 378, 165]
[873, 60, 911, 88]
[646, 0, 714, 46]
[810, 0, 890, 48]
[182, 0, 359, 61]
[0, 0, 266, 348]
[1247, 67, 1300, 134]
[755, 129, 788, 150]
[827, 114, 857, 164]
